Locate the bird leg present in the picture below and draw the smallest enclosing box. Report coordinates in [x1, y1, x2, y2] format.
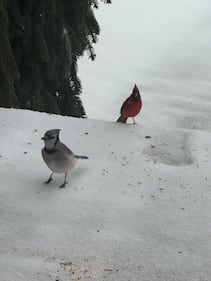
[60, 173, 67, 188]
[132, 117, 136, 124]
[45, 172, 54, 184]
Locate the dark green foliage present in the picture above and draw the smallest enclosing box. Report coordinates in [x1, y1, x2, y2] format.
[0, 0, 112, 117]
[0, 0, 20, 107]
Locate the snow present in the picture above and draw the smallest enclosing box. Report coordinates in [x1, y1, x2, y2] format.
[1, 1, 211, 280]
[1, 105, 211, 280]
[78, 0, 211, 123]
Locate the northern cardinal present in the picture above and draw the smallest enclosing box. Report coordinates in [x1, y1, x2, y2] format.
[117, 84, 142, 123]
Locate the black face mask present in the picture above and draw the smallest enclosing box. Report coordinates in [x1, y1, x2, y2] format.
[132, 96, 139, 102]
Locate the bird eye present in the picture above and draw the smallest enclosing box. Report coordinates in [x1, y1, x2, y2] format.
[132, 96, 139, 102]
[45, 134, 56, 140]
[50, 135, 56, 139]
[46, 134, 53, 139]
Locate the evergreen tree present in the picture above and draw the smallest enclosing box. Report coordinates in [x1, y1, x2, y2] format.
[0, 0, 111, 117]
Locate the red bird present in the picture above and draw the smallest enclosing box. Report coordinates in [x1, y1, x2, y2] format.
[117, 84, 142, 123]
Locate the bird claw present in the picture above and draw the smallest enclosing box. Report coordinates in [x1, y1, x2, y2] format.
[45, 178, 53, 184]
[60, 181, 67, 188]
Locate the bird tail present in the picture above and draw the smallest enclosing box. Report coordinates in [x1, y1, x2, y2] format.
[75, 155, 89, 159]
[116, 115, 128, 123]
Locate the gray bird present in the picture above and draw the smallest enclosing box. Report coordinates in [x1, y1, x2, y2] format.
[41, 129, 88, 188]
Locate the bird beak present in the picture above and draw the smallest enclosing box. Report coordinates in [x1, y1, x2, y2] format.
[41, 135, 47, 140]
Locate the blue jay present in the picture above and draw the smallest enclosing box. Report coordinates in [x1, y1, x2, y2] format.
[41, 129, 88, 188]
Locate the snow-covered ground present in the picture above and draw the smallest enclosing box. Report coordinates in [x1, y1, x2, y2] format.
[0, 104, 211, 280]
[79, 0, 211, 123]
[1, 1, 211, 280]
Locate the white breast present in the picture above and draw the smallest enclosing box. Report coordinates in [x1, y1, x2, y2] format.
[42, 149, 77, 173]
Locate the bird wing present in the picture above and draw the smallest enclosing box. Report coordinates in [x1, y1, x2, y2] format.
[120, 96, 131, 114]
[57, 142, 74, 155]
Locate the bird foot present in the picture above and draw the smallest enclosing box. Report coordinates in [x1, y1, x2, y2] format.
[60, 181, 67, 188]
[45, 178, 53, 184]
